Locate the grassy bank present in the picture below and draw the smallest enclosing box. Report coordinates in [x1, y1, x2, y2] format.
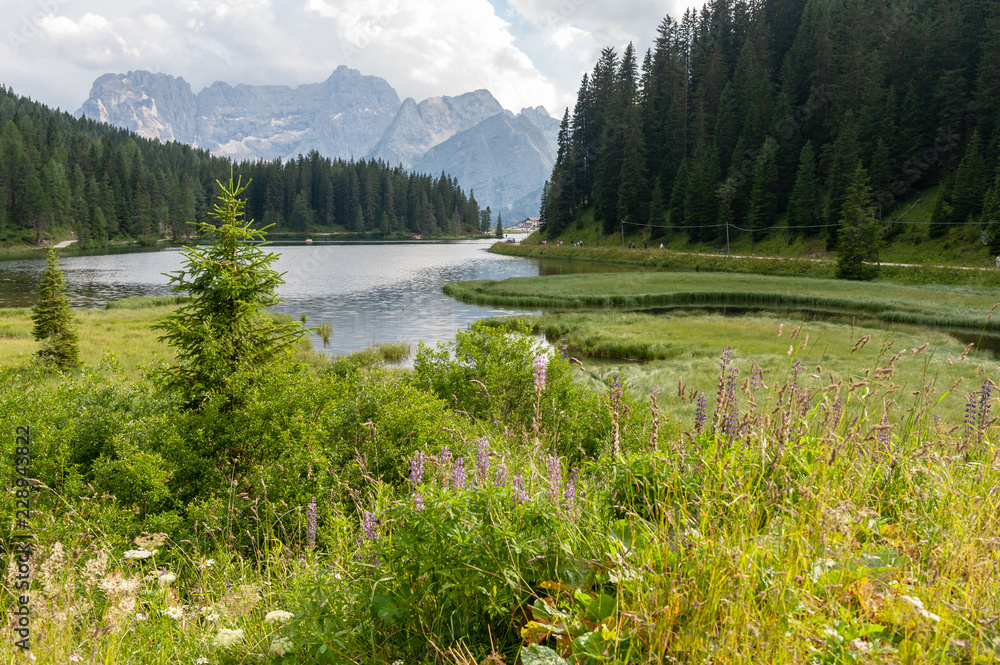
[446, 271, 1000, 335]
[492, 241, 1000, 286]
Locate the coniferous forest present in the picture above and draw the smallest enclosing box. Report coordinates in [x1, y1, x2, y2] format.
[0, 86, 488, 248]
[540, 0, 1000, 255]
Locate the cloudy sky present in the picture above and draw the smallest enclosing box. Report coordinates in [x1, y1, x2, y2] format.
[1, 0, 692, 117]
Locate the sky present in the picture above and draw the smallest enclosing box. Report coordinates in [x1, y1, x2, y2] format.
[0, 0, 693, 118]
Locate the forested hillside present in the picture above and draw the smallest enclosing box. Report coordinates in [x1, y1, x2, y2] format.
[0, 86, 487, 248]
[540, 0, 1000, 254]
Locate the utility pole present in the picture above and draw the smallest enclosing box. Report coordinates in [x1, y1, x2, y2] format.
[621, 221, 625, 249]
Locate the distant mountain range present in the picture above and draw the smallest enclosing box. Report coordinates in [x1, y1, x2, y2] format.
[76, 66, 559, 220]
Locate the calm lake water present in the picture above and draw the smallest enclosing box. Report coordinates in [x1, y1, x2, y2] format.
[0, 240, 619, 356]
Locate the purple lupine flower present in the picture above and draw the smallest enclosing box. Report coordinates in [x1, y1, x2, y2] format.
[609, 375, 624, 406]
[512, 474, 527, 505]
[695, 392, 707, 433]
[493, 460, 508, 488]
[440, 446, 453, 485]
[720, 347, 732, 370]
[409, 451, 425, 486]
[414, 493, 425, 511]
[362, 510, 378, 542]
[564, 467, 579, 508]
[306, 496, 317, 549]
[792, 360, 804, 380]
[751, 366, 762, 393]
[547, 455, 561, 504]
[933, 413, 941, 429]
[475, 438, 490, 482]
[978, 380, 993, 431]
[964, 392, 978, 439]
[534, 354, 548, 393]
[452, 457, 467, 490]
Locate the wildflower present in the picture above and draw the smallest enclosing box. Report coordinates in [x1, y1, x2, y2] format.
[205, 613, 219, 622]
[212, 628, 245, 649]
[547, 455, 561, 504]
[440, 446, 453, 485]
[409, 450, 425, 486]
[900, 594, 924, 610]
[69, 656, 83, 663]
[413, 492, 425, 511]
[493, 460, 508, 488]
[362, 510, 378, 543]
[306, 496, 317, 548]
[135, 612, 147, 620]
[694, 392, 707, 433]
[564, 467, 579, 508]
[512, 474, 528, 505]
[123, 547, 156, 560]
[534, 353, 548, 393]
[269, 637, 294, 656]
[876, 411, 892, 459]
[158, 572, 177, 587]
[163, 606, 184, 619]
[264, 609, 294, 624]
[452, 457, 467, 490]
[475, 438, 490, 481]
[195, 659, 210, 665]
[821, 626, 843, 641]
[196, 558, 215, 569]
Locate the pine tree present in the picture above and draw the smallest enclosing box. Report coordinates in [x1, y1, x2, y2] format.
[983, 155, 1000, 253]
[747, 137, 780, 237]
[836, 164, 881, 280]
[32, 246, 79, 368]
[153, 171, 305, 411]
[618, 104, 648, 232]
[929, 175, 955, 239]
[787, 141, 820, 235]
[950, 130, 989, 225]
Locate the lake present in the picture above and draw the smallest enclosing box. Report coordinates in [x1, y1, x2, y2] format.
[0, 239, 620, 356]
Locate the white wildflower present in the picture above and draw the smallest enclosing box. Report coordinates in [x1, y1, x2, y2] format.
[921, 609, 941, 622]
[212, 628, 246, 649]
[197, 558, 215, 570]
[264, 610, 294, 624]
[69, 656, 84, 663]
[135, 612, 147, 620]
[269, 637, 294, 657]
[163, 606, 184, 619]
[205, 612, 219, 622]
[900, 594, 925, 610]
[821, 626, 843, 641]
[124, 548, 157, 560]
[195, 658, 210, 665]
[158, 572, 177, 586]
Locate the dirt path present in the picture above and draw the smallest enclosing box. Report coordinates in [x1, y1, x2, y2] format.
[52, 239, 78, 248]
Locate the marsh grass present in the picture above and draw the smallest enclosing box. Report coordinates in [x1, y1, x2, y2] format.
[447, 271, 1000, 334]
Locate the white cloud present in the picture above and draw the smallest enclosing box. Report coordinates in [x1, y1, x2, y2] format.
[0, 0, 695, 121]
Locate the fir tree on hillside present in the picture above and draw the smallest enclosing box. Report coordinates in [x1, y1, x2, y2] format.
[32, 247, 79, 368]
[836, 164, 881, 281]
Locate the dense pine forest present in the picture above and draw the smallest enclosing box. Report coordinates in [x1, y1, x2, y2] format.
[540, 0, 1000, 257]
[0, 86, 488, 248]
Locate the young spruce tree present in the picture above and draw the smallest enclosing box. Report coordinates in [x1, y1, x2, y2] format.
[32, 246, 79, 368]
[154, 171, 304, 410]
[836, 164, 881, 280]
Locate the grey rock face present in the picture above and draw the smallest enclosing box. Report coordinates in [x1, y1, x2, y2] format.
[518, 106, 561, 147]
[76, 71, 198, 143]
[414, 111, 555, 219]
[78, 66, 399, 161]
[366, 89, 504, 167]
